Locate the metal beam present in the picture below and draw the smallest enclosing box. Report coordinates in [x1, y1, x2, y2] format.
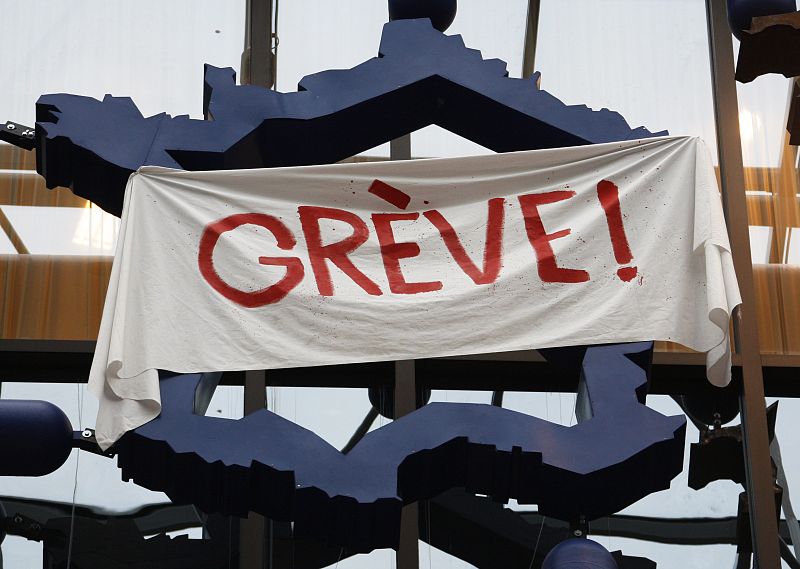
[395, 360, 419, 569]
[0, 207, 29, 254]
[391, 135, 412, 161]
[241, 0, 274, 88]
[522, 0, 541, 79]
[390, 134, 417, 569]
[241, 369, 269, 569]
[706, 1, 781, 566]
[5, 339, 800, 396]
[781, 538, 800, 569]
[239, 0, 274, 564]
[341, 407, 379, 454]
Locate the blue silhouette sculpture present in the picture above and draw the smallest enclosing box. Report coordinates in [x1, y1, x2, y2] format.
[34, 19, 665, 216]
[0, 11, 682, 561]
[117, 343, 685, 552]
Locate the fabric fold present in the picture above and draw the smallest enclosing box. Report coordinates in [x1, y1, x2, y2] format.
[88, 136, 742, 449]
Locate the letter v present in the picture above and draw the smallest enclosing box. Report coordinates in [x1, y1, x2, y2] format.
[423, 198, 505, 285]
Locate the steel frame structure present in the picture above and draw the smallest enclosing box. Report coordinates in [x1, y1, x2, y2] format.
[706, 0, 783, 566]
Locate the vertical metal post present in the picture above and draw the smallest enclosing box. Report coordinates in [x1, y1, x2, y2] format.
[521, 0, 541, 79]
[706, 1, 781, 566]
[390, 135, 418, 569]
[241, 0, 274, 88]
[240, 370, 270, 569]
[391, 136, 412, 162]
[395, 360, 419, 569]
[240, 0, 274, 564]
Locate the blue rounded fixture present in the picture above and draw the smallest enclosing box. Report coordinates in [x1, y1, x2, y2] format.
[0, 400, 73, 476]
[388, 0, 457, 32]
[727, 0, 796, 40]
[542, 539, 618, 569]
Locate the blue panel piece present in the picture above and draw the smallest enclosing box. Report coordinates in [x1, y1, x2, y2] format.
[0, 400, 73, 476]
[115, 342, 685, 553]
[34, 18, 666, 216]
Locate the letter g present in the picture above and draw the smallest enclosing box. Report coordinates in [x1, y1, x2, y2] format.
[198, 213, 304, 307]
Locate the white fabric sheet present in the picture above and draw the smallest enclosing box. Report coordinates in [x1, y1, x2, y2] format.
[89, 136, 741, 449]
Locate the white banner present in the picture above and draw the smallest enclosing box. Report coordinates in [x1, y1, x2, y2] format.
[90, 136, 741, 448]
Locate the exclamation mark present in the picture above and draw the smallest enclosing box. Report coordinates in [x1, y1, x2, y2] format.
[597, 180, 638, 282]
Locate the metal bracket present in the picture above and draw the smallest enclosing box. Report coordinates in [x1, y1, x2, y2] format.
[0, 121, 35, 150]
[72, 429, 116, 458]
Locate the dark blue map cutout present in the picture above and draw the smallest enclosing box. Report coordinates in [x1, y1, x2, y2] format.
[20, 14, 683, 556]
[116, 343, 685, 552]
[34, 18, 666, 216]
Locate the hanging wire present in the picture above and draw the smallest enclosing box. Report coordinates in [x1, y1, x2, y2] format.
[545, 391, 550, 422]
[269, 385, 277, 414]
[272, 0, 280, 89]
[427, 501, 432, 569]
[570, 393, 578, 427]
[527, 515, 547, 569]
[66, 383, 85, 568]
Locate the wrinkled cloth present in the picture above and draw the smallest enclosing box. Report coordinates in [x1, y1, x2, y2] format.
[89, 136, 741, 449]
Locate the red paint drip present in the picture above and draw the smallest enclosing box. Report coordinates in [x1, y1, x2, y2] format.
[597, 180, 638, 282]
[368, 179, 411, 210]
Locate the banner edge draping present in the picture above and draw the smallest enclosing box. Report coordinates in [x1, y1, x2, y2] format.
[89, 135, 741, 448]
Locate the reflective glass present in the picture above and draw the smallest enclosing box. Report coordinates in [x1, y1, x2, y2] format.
[737, 66, 800, 354]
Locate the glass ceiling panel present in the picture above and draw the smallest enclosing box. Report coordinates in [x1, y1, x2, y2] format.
[2, 535, 43, 568]
[267, 386, 373, 450]
[735, 58, 792, 169]
[0, 1, 246, 125]
[537, 0, 717, 156]
[598, 537, 737, 569]
[330, 542, 478, 569]
[1, 205, 119, 256]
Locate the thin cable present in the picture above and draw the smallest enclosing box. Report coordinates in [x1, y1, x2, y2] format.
[66, 383, 85, 569]
[427, 501, 432, 569]
[558, 393, 563, 424]
[571, 393, 578, 426]
[272, 0, 280, 89]
[527, 515, 546, 569]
